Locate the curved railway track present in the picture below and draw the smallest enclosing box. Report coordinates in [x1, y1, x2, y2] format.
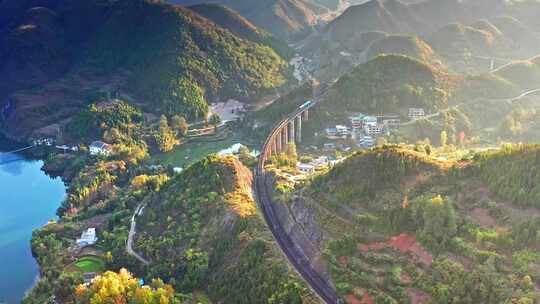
[254, 82, 340, 304]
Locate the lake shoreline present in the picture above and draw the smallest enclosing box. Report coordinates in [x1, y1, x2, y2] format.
[0, 147, 66, 303]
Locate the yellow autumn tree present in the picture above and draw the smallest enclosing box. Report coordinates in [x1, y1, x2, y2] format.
[74, 268, 180, 304]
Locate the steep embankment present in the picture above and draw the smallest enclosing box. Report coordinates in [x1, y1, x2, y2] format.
[133, 156, 318, 303]
[0, 0, 289, 140]
[291, 146, 540, 303]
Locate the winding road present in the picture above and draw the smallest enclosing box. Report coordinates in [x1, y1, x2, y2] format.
[401, 87, 540, 126]
[126, 203, 150, 265]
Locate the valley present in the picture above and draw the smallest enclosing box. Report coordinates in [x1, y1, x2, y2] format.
[2, 0, 540, 303]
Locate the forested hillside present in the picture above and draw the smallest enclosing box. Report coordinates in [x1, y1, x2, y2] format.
[134, 156, 316, 303]
[292, 145, 540, 303]
[25, 155, 318, 303]
[168, 0, 318, 41]
[0, 0, 289, 140]
[320, 55, 456, 119]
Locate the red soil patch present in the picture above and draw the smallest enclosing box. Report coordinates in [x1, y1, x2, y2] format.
[360, 234, 433, 266]
[345, 294, 363, 304]
[338, 255, 349, 266]
[345, 288, 374, 304]
[470, 208, 497, 228]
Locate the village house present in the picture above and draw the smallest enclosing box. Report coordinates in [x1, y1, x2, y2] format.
[325, 125, 349, 138]
[297, 163, 315, 174]
[358, 135, 375, 148]
[325, 127, 338, 137]
[312, 156, 329, 169]
[324, 143, 337, 151]
[363, 115, 378, 127]
[383, 118, 401, 129]
[89, 141, 111, 156]
[76, 228, 98, 247]
[408, 108, 425, 120]
[364, 123, 383, 136]
[349, 113, 366, 128]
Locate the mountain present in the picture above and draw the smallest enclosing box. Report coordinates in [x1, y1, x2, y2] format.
[0, 0, 289, 141]
[187, 3, 293, 57]
[325, 0, 401, 47]
[319, 54, 455, 120]
[168, 0, 317, 41]
[322, 0, 539, 53]
[365, 34, 437, 63]
[292, 145, 540, 303]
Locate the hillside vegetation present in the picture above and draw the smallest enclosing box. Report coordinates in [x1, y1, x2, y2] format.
[169, 0, 317, 41]
[133, 156, 316, 303]
[366, 35, 437, 63]
[0, 0, 289, 140]
[26, 155, 318, 303]
[495, 56, 540, 90]
[320, 55, 456, 119]
[295, 145, 540, 303]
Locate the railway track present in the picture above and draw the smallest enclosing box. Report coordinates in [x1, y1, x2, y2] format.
[254, 82, 340, 303]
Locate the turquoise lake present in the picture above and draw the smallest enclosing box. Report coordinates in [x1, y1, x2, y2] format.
[0, 152, 65, 303]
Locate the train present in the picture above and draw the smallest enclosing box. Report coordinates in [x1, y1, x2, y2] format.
[299, 100, 312, 109]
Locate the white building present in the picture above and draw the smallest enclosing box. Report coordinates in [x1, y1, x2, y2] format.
[358, 136, 375, 148]
[350, 113, 366, 128]
[336, 125, 349, 136]
[363, 116, 378, 126]
[76, 228, 98, 247]
[364, 123, 383, 136]
[408, 108, 425, 120]
[297, 163, 315, 174]
[325, 127, 338, 137]
[89, 141, 111, 156]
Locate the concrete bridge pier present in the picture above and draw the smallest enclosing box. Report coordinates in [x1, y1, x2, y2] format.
[288, 120, 295, 143]
[295, 115, 302, 143]
[281, 127, 289, 150]
[302, 109, 309, 121]
[276, 132, 282, 153]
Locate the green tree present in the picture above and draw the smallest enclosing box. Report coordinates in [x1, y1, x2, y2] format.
[208, 113, 221, 131]
[440, 130, 448, 147]
[155, 115, 179, 152]
[171, 115, 188, 137]
[285, 143, 298, 165]
[165, 77, 208, 120]
[418, 195, 457, 251]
